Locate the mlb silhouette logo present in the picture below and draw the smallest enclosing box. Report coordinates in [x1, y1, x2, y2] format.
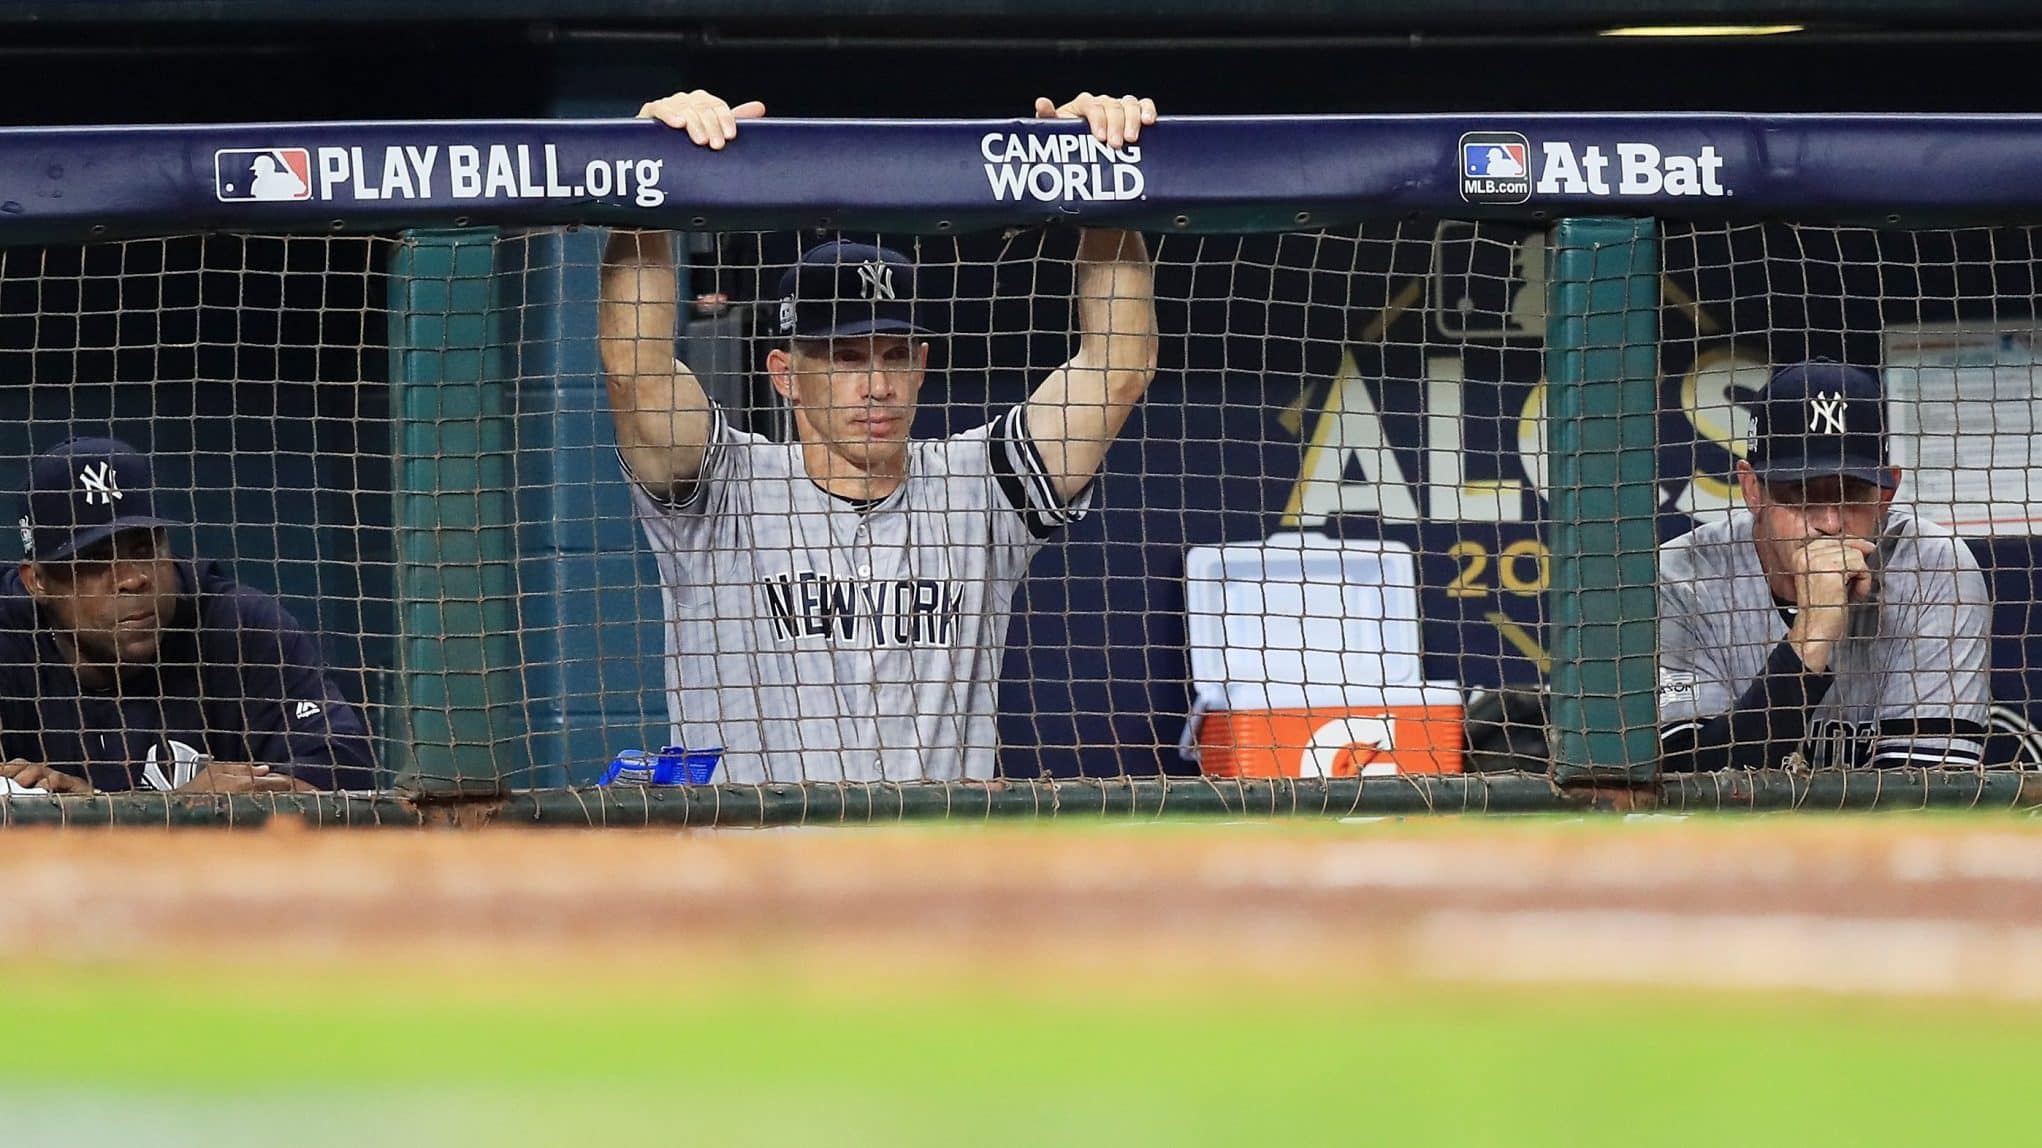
[214, 148, 313, 203]
[1463, 140, 1528, 179]
[1458, 131, 1532, 205]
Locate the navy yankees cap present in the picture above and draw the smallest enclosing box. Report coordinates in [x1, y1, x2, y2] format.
[775, 241, 926, 341]
[19, 438, 176, 562]
[1748, 360, 1899, 490]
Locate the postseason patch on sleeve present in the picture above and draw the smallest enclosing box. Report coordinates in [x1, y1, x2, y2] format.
[1658, 671, 1696, 707]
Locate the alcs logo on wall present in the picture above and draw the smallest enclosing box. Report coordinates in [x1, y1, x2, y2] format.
[981, 132, 1144, 203]
[1459, 132, 1729, 204]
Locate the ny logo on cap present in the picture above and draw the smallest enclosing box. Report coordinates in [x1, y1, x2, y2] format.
[1808, 390, 1848, 436]
[16, 516, 30, 554]
[856, 261, 897, 302]
[78, 461, 123, 506]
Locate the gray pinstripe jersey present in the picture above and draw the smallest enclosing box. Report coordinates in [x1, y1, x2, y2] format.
[1657, 508, 1990, 768]
[629, 404, 1091, 784]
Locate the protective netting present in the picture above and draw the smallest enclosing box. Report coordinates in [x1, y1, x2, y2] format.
[0, 220, 2032, 796]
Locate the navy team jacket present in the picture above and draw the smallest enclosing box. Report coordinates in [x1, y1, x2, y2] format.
[0, 561, 376, 792]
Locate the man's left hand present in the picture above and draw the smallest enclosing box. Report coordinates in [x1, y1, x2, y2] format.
[1034, 93, 1157, 149]
[177, 762, 318, 794]
[0, 760, 93, 795]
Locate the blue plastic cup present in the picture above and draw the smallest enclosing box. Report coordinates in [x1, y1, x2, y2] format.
[655, 745, 722, 785]
[601, 746, 721, 786]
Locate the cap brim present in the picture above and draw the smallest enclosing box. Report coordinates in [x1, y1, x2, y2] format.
[1752, 462, 1900, 490]
[44, 516, 177, 562]
[795, 317, 929, 339]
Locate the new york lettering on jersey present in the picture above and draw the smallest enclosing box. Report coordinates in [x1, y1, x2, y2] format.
[761, 571, 964, 646]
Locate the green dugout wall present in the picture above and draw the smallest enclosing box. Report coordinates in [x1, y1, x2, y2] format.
[1545, 218, 1662, 784]
[388, 226, 673, 792]
[387, 229, 523, 791]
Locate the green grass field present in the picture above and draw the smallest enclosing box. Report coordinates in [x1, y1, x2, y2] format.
[9, 967, 2040, 1147]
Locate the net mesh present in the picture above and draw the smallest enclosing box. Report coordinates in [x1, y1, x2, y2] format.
[0, 218, 2029, 797]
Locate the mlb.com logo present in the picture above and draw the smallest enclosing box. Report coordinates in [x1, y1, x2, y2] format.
[1459, 131, 1531, 205]
[214, 148, 312, 202]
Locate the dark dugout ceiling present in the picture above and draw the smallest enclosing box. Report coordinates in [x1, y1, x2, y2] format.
[0, 0, 2040, 33]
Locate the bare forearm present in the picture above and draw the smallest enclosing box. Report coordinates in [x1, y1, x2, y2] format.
[600, 231, 682, 377]
[599, 230, 713, 492]
[1022, 229, 1159, 502]
[1787, 613, 1846, 675]
[1072, 228, 1158, 395]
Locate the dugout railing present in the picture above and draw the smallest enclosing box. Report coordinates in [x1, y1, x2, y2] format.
[2, 114, 2039, 825]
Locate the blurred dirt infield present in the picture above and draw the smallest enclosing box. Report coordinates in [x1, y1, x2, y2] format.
[9, 817, 2042, 996]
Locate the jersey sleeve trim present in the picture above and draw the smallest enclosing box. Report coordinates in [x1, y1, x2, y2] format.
[988, 404, 1091, 541]
[1868, 718, 1987, 768]
[1659, 720, 1704, 742]
[619, 403, 731, 513]
[1866, 744, 1986, 768]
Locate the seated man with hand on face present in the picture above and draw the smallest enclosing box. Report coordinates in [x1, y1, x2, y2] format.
[0, 439, 376, 794]
[1657, 362, 1990, 772]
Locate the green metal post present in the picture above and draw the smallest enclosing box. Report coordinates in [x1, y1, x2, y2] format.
[1546, 218, 1661, 784]
[386, 229, 527, 793]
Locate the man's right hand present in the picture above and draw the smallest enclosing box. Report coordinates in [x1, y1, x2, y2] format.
[1787, 536, 1877, 671]
[177, 762, 310, 794]
[1791, 536, 1877, 611]
[636, 90, 765, 150]
[0, 760, 92, 795]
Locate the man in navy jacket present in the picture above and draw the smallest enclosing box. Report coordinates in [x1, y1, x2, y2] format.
[0, 439, 375, 794]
